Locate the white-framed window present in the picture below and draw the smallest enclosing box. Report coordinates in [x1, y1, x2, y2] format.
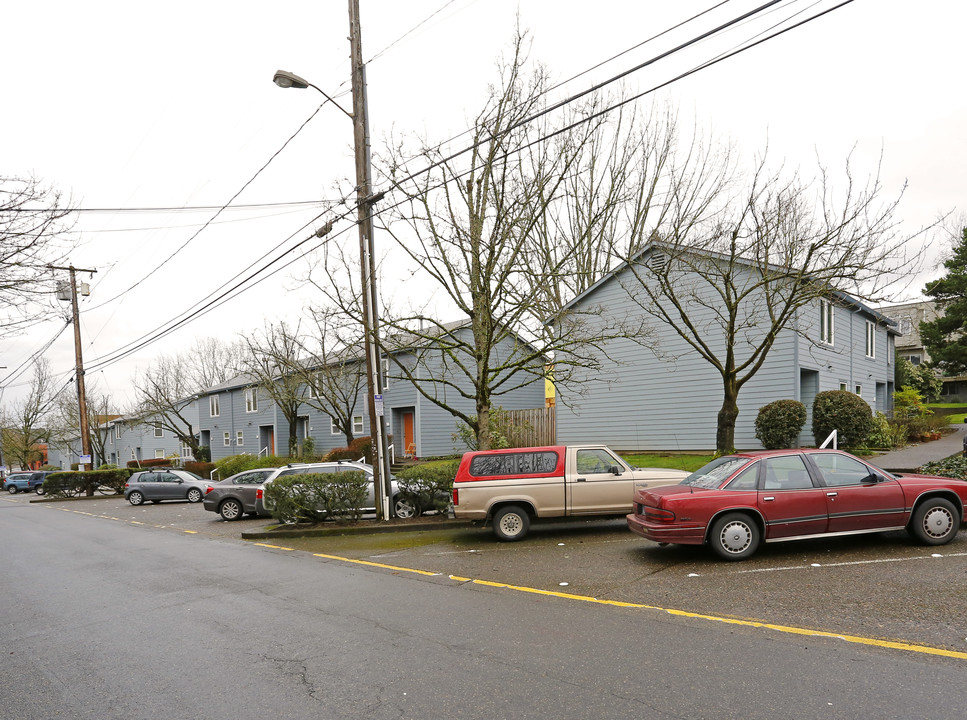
[309, 373, 321, 399]
[381, 358, 390, 390]
[887, 335, 894, 364]
[244, 388, 258, 413]
[855, 385, 862, 397]
[130, 449, 137, 460]
[154, 449, 165, 459]
[223, 432, 231, 447]
[153, 422, 163, 438]
[909, 354, 922, 366]
[865, 321, 875, 358]
[330, 417, 341, 435]
[180, 442, 191, 458]
[210, 395, 220, 417]
[114, 423, 122, 440]
[839, 382, 847, 391]
[353, 415, 364, 434]
[236, 431, 244, 446]
[820, 299, 834, 346]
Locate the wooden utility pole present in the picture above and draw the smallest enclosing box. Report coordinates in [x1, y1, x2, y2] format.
[50, 264, 97, 471]
[348, 0, 392, 518]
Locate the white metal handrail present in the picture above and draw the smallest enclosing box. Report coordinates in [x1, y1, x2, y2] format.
[820, 429, 838, 449]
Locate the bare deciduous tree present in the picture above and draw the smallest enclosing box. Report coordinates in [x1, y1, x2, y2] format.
[289, 308, 367, 447]
[241, 321, 308, 457]
[377, 31, 637, 448]
[618, 153, 921, 453]
[1, 359, 56, 469]
[0, 175, 76, 337]
[50, 381, 117, 467]
[134, 355, 205, 459]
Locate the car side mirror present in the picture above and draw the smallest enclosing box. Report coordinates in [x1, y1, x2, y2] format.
[610, 465, 621, 476]
[861, 473, 879, 484]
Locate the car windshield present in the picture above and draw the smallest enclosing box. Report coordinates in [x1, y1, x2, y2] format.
[681, 456, 751, 489]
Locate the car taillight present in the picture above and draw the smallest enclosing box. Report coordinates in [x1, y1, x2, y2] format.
[256, 488, 263, 499]
[645, 507, 676, 523]
[124, 483, 129, 489]
[205, 486, 214, 494]
[452, 487, 459, 506]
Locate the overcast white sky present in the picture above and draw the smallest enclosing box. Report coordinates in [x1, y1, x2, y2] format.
[2, 0, 965, 409]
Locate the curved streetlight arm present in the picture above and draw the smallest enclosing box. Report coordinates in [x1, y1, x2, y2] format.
[272, 70, 353, 120]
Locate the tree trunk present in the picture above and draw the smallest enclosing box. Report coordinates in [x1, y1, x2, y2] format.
[716, 381, 739, 455]
[476, 400, 491, 451]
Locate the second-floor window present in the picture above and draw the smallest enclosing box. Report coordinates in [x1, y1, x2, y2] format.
[865, 321, 875, 358]
[820, 299, 834, 346]
[245, 388, 258, 413]
[353, 415, 364, 434]
[210, 395, 220, 417]
[153, 423, 163, 438]
[114, 424, 122, 440]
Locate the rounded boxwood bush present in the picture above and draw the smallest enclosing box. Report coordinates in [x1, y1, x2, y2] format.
[754, 399, 807, 449]
[812, 390, 873, 450]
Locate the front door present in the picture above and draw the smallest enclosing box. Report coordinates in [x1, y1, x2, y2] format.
[403, 412, 414, 456]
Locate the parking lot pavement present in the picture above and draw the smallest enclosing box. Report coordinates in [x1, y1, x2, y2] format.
[13, 491, 967, 654]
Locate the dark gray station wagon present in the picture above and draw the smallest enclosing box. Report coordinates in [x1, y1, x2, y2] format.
[124, 469, 208, 505]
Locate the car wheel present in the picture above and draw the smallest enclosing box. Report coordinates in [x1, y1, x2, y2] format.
[492, 505, 530, 541]
[910, 498, 959, 545]
[394, 496, 421, 519]
[35, 484, 45, 496]
[7, 485, 17, 494]
[219, 498, 244, 521]
[186, 488, 203, 503]
[128, 491, 145, 506]
[709, 513, 760, 561]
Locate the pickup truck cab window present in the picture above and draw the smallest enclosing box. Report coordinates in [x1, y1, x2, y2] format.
[576, 448, 625, 474]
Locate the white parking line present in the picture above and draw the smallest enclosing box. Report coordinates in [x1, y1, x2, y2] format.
[733, 551, 967, 574]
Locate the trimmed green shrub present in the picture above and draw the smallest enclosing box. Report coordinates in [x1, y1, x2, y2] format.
[812, 390, 874, 451]
[195, 445, 211, 462]
[263, 471, 368, 523]
[754, 399, 807, 449]
[213, 454, 290, 481]
[395, 461, 459, 514]
[43, 468, 132, 497]
[325, 436, 373, 462]
[183, 461, 216, 479]
[866, 411, 905, 449]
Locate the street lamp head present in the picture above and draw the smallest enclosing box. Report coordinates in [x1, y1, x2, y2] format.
[273, 70, 309, 89]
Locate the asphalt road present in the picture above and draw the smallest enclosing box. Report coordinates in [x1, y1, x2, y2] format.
[3, 492, 967, 720]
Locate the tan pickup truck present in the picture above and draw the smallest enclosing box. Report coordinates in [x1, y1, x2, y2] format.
[452, 445, 689, 540]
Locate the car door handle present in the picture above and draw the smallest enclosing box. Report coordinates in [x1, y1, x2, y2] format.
[576, 478, 586, 482]
[763, 496, 775, 502]
[826, 492, 838, 498]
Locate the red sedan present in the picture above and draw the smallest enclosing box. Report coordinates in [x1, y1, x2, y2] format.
[627, 449, 967, 561]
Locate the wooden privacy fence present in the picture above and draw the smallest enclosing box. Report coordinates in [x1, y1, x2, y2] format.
[503, 407, 556, 447]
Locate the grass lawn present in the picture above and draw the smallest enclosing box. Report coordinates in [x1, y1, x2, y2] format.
[620, 453, 712, 472]
[927, 403, 967, 424]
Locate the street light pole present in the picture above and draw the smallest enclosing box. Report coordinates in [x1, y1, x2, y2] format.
[348, 0, 393, 519]
[272, 1, 392, 518]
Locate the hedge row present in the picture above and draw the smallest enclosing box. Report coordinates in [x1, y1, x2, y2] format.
[262, 472, 369, 523]
[43, 468, 133, 497]
[394, 461, 459, 515]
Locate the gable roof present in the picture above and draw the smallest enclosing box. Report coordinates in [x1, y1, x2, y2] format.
[553, 241, 898, 330]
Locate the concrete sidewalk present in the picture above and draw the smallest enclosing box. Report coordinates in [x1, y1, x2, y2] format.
[868, 423, 966, 472]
